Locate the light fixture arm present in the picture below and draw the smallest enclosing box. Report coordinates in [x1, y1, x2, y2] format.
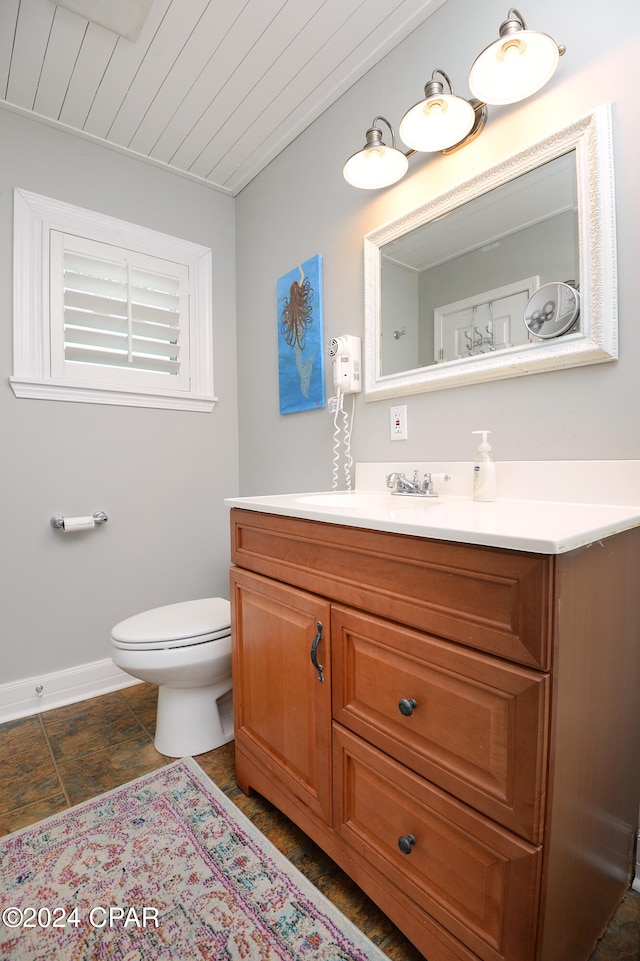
[504, 8, 527, 32]
[367, 116, 397, 149]
[426, 68, 455, 98]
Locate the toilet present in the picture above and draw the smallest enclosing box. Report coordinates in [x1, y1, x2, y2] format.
[110, 597, 233, 758]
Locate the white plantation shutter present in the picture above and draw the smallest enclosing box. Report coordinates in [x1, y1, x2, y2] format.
[11, 189, 215, 411]
[50, 233, 190, 391]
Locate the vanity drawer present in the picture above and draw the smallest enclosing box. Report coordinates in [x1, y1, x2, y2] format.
[333, 725, 541, 961]
[231, 509, 552, 669]
[332, 607, 549, 842]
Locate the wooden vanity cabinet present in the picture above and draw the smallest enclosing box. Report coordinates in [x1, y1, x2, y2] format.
[230, 508, 640, 961]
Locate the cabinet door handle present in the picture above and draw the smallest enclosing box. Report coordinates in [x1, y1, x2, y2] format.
[310, 621, 324, 683]
[398, 698, 417, 716]
[398, 834, 416, 855]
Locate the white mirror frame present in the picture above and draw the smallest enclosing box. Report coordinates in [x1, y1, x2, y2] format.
[363, 103, 617, 400]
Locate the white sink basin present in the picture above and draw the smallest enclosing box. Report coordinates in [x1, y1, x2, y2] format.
[296, 491, 439, 509]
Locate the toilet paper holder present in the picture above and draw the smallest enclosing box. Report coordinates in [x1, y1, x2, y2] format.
[50, 511, 108, 530]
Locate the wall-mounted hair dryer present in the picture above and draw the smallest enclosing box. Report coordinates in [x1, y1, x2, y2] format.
[328, 335, 362, 394]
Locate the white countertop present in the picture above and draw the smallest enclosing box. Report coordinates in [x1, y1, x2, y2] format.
[225, 461, 640, 554]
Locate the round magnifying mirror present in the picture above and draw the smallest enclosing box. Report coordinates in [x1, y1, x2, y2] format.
[524, 282, 580, 339]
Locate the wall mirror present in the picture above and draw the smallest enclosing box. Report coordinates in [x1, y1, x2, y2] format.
[363, 104, 616, 399]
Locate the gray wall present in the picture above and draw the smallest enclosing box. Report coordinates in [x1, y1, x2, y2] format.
[1, 109, 238, 687]
[381, 262, 419, 375]
[236, 0, 640, 494]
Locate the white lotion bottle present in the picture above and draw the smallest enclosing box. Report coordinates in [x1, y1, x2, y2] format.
[472, 430, 496, 502]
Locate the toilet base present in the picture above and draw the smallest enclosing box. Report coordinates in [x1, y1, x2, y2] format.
[154, 681, 234, 757]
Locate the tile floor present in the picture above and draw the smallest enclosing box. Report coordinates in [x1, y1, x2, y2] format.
[1, 684, 639, 961]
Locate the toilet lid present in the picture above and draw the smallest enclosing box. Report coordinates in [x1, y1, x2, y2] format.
[111, 597, 231, 649]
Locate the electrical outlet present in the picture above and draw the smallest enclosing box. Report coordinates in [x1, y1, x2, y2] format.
[390, 404, 408, 441]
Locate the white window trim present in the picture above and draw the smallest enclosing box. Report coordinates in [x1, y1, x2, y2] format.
[11, 188, 217, 412]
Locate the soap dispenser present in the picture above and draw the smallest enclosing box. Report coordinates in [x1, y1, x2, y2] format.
[472, 430, 496, 502]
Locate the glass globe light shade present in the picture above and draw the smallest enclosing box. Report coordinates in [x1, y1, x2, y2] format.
[399, 93, 476, 152]
[342, 126, 409, 189]
[469, 26, 560, 105]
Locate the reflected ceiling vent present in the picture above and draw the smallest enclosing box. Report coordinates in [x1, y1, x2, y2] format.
[51, 0, 154, 41]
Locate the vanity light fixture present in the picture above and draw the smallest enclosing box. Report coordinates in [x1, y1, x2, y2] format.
[343, 8, 564, 189]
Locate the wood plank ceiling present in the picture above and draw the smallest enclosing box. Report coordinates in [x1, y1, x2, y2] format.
[1, 0, 446, 196]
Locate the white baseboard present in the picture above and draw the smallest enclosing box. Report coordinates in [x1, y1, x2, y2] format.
[0, 659, 141, 723]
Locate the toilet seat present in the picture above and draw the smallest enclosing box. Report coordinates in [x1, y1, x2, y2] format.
[111, 597, 231, 651]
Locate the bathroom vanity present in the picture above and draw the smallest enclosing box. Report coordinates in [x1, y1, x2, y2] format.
[226, 464, 640, 961]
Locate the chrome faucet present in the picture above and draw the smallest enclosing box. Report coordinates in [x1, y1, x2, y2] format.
[386, 470, 439, 497]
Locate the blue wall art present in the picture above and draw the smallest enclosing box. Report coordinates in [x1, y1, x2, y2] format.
[277, 254, 326, 415]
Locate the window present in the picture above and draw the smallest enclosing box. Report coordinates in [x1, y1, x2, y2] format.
[11, 189, 216, 411]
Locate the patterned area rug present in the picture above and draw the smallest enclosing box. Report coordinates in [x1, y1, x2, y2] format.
[0, 758, 389, 960]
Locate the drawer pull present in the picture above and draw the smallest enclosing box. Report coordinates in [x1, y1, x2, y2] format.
[310, 621, 324, 683]
[398, 698, 417, 716]
[398, 834, 416, 855]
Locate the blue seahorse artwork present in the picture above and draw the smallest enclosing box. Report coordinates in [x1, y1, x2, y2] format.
[277, 254, 326, 414]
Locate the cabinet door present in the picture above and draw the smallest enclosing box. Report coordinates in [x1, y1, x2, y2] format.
[231, 568, 332, 823]
[334, 726, 541, 961]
